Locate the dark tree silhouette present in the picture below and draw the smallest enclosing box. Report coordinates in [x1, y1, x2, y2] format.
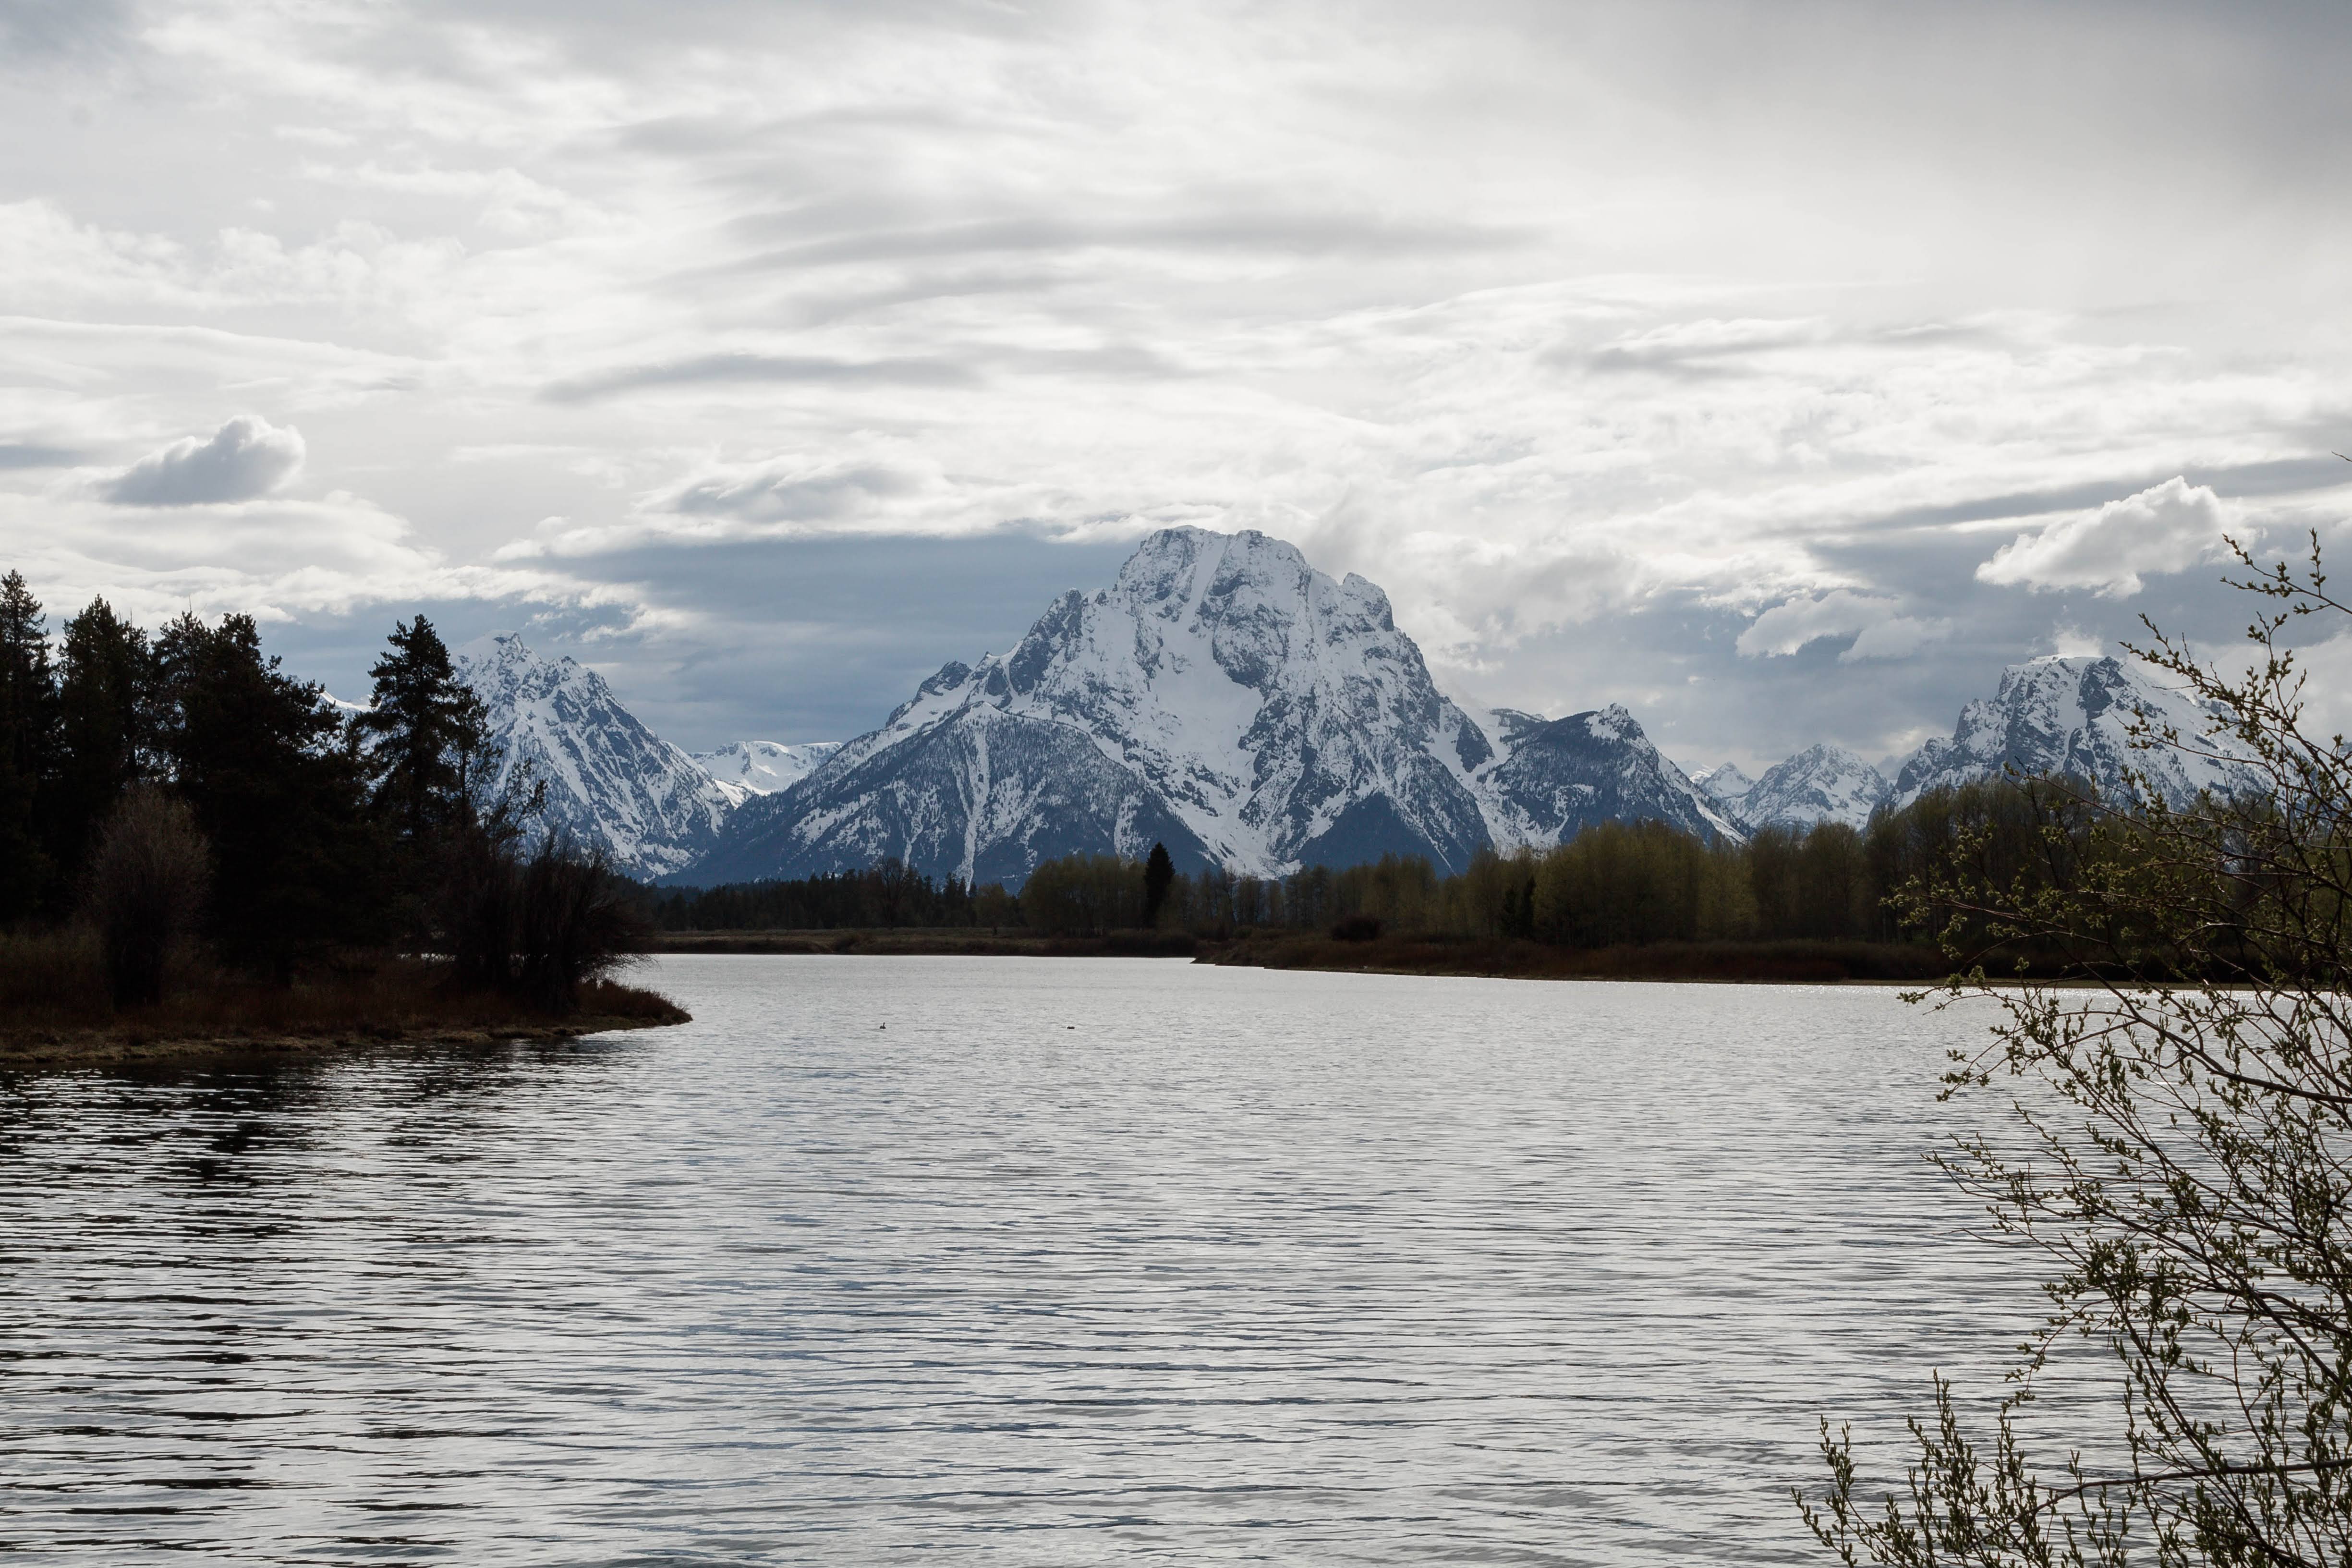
[0, 571, 58, 919]
[154, 612, 384, 978]
[1143, 841, 1176, 928]
[357, 616, 485, 844]
[53, 597, 155, 893]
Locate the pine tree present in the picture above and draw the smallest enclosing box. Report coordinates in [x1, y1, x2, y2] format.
[357, 617, 486, 843]
[1143, 841, 1175, 928]
[52, 596, 156, 891]
[0, 572, 60, 919]
[155, 612, 383, 977]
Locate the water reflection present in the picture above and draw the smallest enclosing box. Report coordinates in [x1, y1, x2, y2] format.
[0, 958, 2035, 1565]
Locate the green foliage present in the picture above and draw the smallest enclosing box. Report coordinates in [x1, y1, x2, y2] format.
[1022, 852, 1147, 935]
[1799, 534, 2352, 1567]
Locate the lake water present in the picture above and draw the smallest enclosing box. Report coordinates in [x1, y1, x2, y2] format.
[0, 955, 2044, 1565]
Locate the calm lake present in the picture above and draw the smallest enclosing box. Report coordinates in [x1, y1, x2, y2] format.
[1, 956, 2040, 1565]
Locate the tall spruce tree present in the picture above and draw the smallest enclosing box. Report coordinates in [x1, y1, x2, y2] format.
[357, 617, 485, 843]
[1143, 841, 1176, 928]
[0, 572, 60, 920]
[154, 612, 383, 977]
[52, 597, 155, 892]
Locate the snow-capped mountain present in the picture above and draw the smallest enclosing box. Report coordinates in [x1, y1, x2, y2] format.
[691, 741, 841, 798]
[1892, 654, 2249, 809]
[454, 633, 740, 879]
[686, 527, 1737, 887]
[1738, 744, 1891, 831]
[1479, 705, 1742, 852]
[1692, 762, 1756, 811]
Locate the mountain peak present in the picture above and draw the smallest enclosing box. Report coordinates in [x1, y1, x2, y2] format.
[452, 634, 738, 877]
[1896, 654, 2247, 809]
[686, 526, 1751, 887]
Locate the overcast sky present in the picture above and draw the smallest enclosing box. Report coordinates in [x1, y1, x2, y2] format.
[5, 0, 2350, 768]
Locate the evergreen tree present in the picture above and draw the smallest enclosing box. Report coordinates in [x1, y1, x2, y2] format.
[154, 612, 384, 977]
[357, 616, 485, 844]
[0, 571, 59, 920]
[1143, 841, 1175, 928]
[52, 597, 156, 891]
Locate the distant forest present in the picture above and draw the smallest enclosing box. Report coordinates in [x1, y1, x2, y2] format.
[644, 777, 2100, 958]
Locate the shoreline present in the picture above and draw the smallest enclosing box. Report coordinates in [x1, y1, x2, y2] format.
[0, 1008, 688, 1070]
[652, 929, 1953, 983]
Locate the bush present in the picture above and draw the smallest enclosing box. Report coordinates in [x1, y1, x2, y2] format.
[513, 836, 651, 1012]
[82, 785, 209, 1008]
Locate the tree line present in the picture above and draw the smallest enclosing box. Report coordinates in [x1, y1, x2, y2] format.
[640, 863, 1017, 931]
[654, 777, 2182, 963]
[0, 571, 642, 1011]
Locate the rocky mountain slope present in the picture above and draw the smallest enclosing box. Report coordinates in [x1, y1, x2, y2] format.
[1891, 654, 2249, 809]
[686, 528, 1736, 887]
[454, 633, 742, 879]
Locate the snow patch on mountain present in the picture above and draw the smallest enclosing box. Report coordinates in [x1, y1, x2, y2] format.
[1893, 654, 2251, 808]
[1738, 744, 1891, 831]
[1692, 762, 1756, 810]
[454, 633, 739, 878]
[688, 528, 1742, 887]
[691, 740, 841, 800]
[1478, 706, 1745, 850]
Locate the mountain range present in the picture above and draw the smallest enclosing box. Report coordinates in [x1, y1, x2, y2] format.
[451, 533, 2249, 885]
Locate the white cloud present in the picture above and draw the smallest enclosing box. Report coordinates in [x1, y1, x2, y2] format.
[1737, 590, 1951, 663]
[102, 415, 307, 506]
[1976, 476, 2228, 597]
[4, 0, 2352, 750]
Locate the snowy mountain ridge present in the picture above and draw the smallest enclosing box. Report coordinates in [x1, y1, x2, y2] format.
[1892, 654, 2252, 809]
[691, 740, 842, 800]
[687, 527, 1737, 887]
[453, 633, 743, 879]
[1734, 744, 1892, 832]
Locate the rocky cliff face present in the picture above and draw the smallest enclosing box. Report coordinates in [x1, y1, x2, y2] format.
[455, 633, 740, 879]
[686, 527, 1739, 887]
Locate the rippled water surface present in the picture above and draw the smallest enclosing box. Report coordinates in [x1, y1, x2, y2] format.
[1, 956, 2040, 1564]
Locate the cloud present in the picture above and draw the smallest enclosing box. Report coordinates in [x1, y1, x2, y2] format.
[542, 352, 979, 403]
[1736, 590, 1951, 663]
[666, 456, 924, 524]
[1976, 476, 2227, 597]
[102, 415, 307, 506]
[0, 0, 133, 62]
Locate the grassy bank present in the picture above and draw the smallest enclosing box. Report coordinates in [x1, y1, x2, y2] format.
[0, 931, 688, 1068]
